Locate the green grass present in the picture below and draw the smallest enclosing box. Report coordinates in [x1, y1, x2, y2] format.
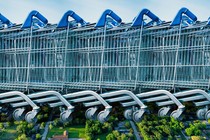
[0, 125, 18, 140]
[47, 125, 86, 138]
[95, 132, 109, 140]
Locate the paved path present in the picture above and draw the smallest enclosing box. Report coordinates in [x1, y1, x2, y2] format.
[42, 111, 53, 140]
[41, 121, 50, 140]
[130, 121, 141, 140]
[181, 130, 189, 140]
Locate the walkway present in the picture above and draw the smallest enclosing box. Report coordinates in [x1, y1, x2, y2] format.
[41, 121, 50, 140]
[42, 111, 53, 140]
[130, 121, 141, 140]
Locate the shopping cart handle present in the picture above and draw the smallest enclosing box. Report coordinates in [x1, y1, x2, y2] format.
[170, 7, 197, 26]
[131, 9, 161, 27]
[57, 10, 87, 28]
[0, 14, 11, 25]
[207, 17, 210, 25]
[0, 13, 13, 27]
[21, 10, 48, 29]
[95, 9, 122, 28]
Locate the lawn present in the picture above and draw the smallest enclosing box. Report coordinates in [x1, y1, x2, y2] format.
[95, 132, 109, 140]
[0, 125, 18, 140]
[47, 125, 86, 138]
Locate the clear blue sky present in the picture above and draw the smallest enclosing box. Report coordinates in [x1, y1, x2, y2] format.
[1, 0, 210, 24]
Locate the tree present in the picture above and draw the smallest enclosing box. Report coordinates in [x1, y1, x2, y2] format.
[179, 122, 185, 129]
[15, 134, 29, 140]
[42, 106, 49, 113]
[53, 118, 60, 126]
[185, 126, 193, 136]
[37, 114, 43, 121]
[185, 124, 201, 136]
[17, 124, 26, 134]
[63, 122, 70, 127]
[31, 128, 36, 134]
[27, 123, 34, 130]
[153, 130, 163, 140]
[106, 133, 115, 140]
[85, 132, 93, 140]
[49, 123, 53, 130]
[0, 123, 4, 129]
[6, 122, 12, 127]
[160, 118, 167, 125]
[193, 121, 206, 129]
[168, 135, 173, 140]
[74, 118, 81, 124]
[162, 125, 171, 135]
[112, 130, 120, 138]
[124, 121, 131, 129]
[127, 132, 134, 139]
[36, 133, 41, 140]
[168, 117, 183, 135]
[40, 122, 45, 129]
[0, 113, 7, 121]
[120, 133, 128, 140]
[102, 122, 113, 132]
[85, 120, 103, 135]
[14, 121, 20, 125]
[208, 119, 210, 124]
[44, 114, 48, 119]
[185, 121, 206, 137]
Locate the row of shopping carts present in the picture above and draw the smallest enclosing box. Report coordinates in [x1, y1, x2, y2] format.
[0, 7, 209, 123]
[1, 89, 210, 123]
[0, 8, 209, 91]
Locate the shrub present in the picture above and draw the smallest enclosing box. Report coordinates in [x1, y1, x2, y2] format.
[36, 133, 41, 140]
[0, 123, 4, 129]
[15, 134, 29, 140]
[124, 121, 131, 129]
[49, 123, 53, 130]
[185, 121, 206, 136]
[40, 122, 45, 129]
[106, 133, 115, 140]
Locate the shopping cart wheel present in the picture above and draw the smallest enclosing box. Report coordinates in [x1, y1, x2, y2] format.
[132, 109, 145, 122]
[124, 109, 133, 120]
[13, 108, 25, 121]
[132, 111, 142, 122]
[25, 111, 38, 123]
[205, 110, 210, 121]
[85, 107, 98, 120]
[158, 107, 170, 117]
[170, 110, 183, 120]
[97, 111, 109, 123]
[60, 110, 73, 122]
[196, 108, 206, 120]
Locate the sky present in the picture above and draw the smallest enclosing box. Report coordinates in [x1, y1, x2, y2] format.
[0, 0, 210, 24]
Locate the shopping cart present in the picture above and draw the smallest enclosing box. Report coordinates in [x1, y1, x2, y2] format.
[0, 8, 209, 123]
